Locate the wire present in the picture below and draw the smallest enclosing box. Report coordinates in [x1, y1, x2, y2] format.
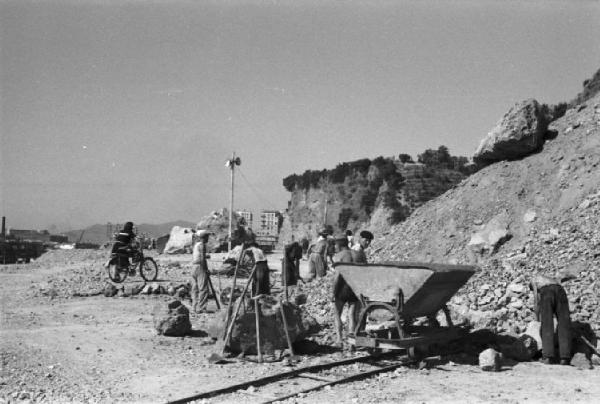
[237, 167, 280, 210]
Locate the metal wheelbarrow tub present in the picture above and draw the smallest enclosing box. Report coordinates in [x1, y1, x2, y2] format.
[333, 261, 476, 318]
[332, 261, 477, 354]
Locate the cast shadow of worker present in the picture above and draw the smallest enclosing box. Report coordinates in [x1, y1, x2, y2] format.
[187, 329, 209, 338]
[428, 328, 524, 371]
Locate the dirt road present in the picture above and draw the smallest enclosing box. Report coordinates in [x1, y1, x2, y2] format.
[1, 250, 599, 403]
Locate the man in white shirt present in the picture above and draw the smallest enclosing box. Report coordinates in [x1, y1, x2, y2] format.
[191, 229, 211, 313]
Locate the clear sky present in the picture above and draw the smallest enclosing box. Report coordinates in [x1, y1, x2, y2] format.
[2, 0, 600, 231]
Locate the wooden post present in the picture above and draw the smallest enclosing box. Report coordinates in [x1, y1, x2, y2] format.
[228, 152, 235, 252]
[221, 264, 257, 355]
[279, 299, 295, 357]
[282, 253, 288, 302]
[255, 297, 263, 363]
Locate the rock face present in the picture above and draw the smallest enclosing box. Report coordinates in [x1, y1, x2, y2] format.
[283, 156, 470, 242]
[152, 300, 192, 337]
[474, 99, 551, 164]
[479, 348, 502, 371]
[207, 297, 319, 354]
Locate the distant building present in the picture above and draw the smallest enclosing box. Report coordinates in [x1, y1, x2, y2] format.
[256, 210, 282, 237]
[8, 229, 51, 242]
[237, 210, 253, 228]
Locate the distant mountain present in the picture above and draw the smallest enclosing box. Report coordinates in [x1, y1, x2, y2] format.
[64, 220, 195, 244]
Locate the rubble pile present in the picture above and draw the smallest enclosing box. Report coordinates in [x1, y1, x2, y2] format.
[370, 94, 600, 335]
[295, 272, 338, 344]
[207, 296, 319, 354]
[25, 250, 108, 299]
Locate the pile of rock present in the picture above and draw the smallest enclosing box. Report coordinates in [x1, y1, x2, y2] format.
[152, 300, 192, 337]
[294, 273, 339, 344]
[206, 295, 319, 354]
[102, 282, 191, 299]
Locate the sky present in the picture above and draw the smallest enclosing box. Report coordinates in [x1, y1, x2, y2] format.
[1, 0, 600, 232]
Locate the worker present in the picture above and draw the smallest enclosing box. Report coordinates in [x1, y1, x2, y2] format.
[351, 230, 373, 264]
[282, 241, 303, 296]
[247, 242, 270, 296]
[530, 273, 572, 365]
[191, 229, 211, 313]
[110, 221, 136, 273]
[332, 236, 353, 264]
[331, 236, 360, 348]
[308, 229, 329, 278]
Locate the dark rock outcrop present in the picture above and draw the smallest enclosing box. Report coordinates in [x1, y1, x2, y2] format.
[152, 300, 192, 337]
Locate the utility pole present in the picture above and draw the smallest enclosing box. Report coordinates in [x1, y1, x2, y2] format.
[225, 152, 241, 252]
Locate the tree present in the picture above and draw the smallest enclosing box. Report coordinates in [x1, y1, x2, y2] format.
[398, 153, 414, 163]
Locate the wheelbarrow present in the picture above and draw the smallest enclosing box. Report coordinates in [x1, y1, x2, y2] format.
[333, 261, 477, 357]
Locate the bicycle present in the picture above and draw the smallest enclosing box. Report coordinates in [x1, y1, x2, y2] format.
[106, 241, 158, 283]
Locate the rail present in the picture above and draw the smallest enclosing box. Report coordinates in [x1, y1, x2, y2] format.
[166, 352, 416, 404]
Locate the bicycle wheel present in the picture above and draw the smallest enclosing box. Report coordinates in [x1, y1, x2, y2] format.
[140, 257, 158, 281]
[107, 262, 127, 283]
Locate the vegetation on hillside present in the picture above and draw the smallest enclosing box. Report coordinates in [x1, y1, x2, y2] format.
[282, 146, 474, 192]
[284, 146, 475, 231]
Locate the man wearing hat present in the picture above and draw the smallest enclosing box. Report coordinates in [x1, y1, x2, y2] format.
[191, 229, 211, 313]
[351, 230, 373, 264]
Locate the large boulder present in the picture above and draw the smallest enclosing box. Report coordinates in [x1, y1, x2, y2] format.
[163, 226, 194, 254]
[467, 215, 512, 255]
[206, 296, 319, 355]
[474, 99, 551, 164]
[152, 300, 192, 336]
[196, 208, 255, 252]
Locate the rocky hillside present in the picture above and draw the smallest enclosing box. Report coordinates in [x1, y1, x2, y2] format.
[370, 88, 600, 334]
[282, 148, 474, 241]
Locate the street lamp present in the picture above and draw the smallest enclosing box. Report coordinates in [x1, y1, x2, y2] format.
[225, 152, 241, 251]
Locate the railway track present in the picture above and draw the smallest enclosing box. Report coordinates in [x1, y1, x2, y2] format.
[166, 352, 416, 404]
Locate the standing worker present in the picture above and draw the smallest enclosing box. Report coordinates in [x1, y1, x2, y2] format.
[331, 235, 361, 348]
[247, 242, 270, 296]
[282, 241, 303, 297]
[308, 229, 329, 278]
[351, 230, 373, 264]
[191, 229, 211, 314]
[530, 273, 572, 365]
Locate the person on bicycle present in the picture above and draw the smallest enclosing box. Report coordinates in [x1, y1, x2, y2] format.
[111, 222, 136, 272]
